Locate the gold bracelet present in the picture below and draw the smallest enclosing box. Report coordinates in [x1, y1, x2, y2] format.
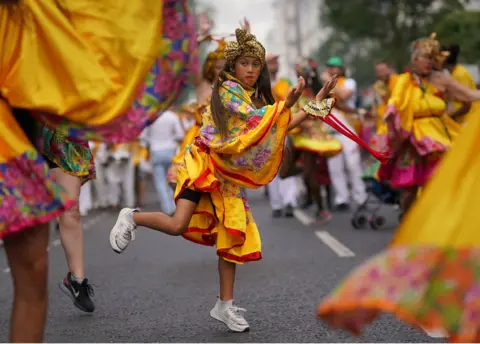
[303, 98, 336, 118]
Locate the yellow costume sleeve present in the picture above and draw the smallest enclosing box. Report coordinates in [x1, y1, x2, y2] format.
[386, 73, 417, 137]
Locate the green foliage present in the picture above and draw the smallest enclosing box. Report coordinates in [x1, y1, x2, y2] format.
[435, 10, 480, 64]
[316, 0, 470, 87]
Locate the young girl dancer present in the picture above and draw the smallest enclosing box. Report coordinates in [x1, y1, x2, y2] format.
[110, 28, 338, 332]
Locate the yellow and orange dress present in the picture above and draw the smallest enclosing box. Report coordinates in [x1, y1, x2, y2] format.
[289, 91, 342, 157]
[317, 89, 480, 343]
[377, 73, 461, 188]
[167, 102, 207, 186]
[0, 0, 197, 238]
[174, 73, 333, 263]
[448, 64, 478, 125]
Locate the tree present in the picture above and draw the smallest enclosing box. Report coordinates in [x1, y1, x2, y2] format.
[316, 0, 470, 86]
[435, 10, 480, 64]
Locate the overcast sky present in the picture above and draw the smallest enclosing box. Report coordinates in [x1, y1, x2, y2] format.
[201, 0, 275, 45]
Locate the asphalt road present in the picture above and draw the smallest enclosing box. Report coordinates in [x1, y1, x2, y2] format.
[0, 183, 443, 342]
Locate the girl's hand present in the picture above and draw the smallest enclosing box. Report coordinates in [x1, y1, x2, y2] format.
[316, 74, 338, 101]
[198, 12, 214, 38]
[285, 77, 306, 109]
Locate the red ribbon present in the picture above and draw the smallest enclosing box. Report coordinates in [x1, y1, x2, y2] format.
[320, 113, 389, 163]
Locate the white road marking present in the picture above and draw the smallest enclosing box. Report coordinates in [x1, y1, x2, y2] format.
[315, 230, 355, 257]
[293, 208, 355, 257]
[293, 209, 315, 226]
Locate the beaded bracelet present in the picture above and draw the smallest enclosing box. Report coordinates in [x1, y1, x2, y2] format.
[302, 98, 336, 118]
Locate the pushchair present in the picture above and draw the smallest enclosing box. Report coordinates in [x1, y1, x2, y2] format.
[351, 160, 401, 230]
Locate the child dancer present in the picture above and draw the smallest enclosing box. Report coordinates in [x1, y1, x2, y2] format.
[110, 28, 337, 332]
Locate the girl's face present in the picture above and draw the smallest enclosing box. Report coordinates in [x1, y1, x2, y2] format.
[413, 54, 434, 75]
[233, 56, 262, 87]
[214, 59, 226, 79]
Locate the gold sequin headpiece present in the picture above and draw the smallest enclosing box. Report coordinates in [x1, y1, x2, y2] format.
[412, 33, 450, 69]
[224, 28, 266, 65]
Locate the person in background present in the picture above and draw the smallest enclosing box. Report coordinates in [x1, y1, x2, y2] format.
[442, 44, 477, 125]
[321, 57, 367, 211]
[265, 53, 298, 218]
[143, 107, 184, 215]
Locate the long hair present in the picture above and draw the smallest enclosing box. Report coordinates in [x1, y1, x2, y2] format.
[210, 62, 275, 138]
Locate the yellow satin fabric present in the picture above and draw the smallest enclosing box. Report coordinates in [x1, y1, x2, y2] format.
[392, 104, 480, 247]
[0, 101, 32, 163]
[290, 94, 342, 156]
[388, 73, 461, 145]
[175, 74, 291, 263]
[0, 0, 163, 125]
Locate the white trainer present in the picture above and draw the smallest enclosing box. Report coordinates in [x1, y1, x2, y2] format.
[209, 298, 249, 332]
[109, 208, 138, 254]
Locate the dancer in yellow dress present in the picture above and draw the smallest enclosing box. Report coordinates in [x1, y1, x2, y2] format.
[317, 35, 480, 343]
[377, 34, 462, 216]
[109, 28, 338, 333]
[289, 59, 342, 221]
[0, 1, 198, 341]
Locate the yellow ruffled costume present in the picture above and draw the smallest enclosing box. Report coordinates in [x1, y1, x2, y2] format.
[174, 73, 291, 263]
[317, 95, 480, 343]
[290, 92, 342, 157]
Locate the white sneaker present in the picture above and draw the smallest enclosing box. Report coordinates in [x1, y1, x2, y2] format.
[422, 327, 448, 338]
[109, 208, 138, 254]
[209, 298, 249, 332]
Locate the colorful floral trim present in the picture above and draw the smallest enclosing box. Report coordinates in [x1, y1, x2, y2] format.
[318, 245, 480, 343]
[0, 150, 74, 238]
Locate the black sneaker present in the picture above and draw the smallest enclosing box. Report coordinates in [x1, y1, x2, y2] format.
[284, 205, 294, 217]
[272, 209, 282, 218]
[59, 272, 95, 313]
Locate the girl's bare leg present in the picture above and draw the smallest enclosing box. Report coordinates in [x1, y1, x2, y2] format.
[110, 198, 198, 253]
[218, 258, 236, 301]
[4, 224, 49, 343]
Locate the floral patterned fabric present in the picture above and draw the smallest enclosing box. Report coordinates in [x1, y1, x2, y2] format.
[0, 108, 74, 239]
[174, 72, 291, 264]
[318, 246, 480, 343]
[41, 127, 96, 180]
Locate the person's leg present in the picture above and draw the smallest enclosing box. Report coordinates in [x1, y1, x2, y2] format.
[123, 159, 136, 208]
[5, 224, 49, 343]
[209, 257, 249, 332]
[280, 176, 298, 217]
[327, 149, 350, 209]
[79, 181, 92, 216]
[110, 189, 200, 253]
[267, 176, 283, 217]
[53, 168, 95, 313]
[151, 150, 176, 215]
[343, 140, 367, 205]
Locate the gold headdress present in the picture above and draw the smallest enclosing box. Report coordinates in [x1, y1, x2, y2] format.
[411, 33, 450, 69]
[224, 28, 266, 65]
[203, 39, 227, 83]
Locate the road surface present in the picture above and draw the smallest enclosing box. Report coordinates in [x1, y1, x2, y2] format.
[0, 182, 441, 342]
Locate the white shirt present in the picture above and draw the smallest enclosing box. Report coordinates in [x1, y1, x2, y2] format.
[143, 110, 184, 152]
[330, 78, 358, 134]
